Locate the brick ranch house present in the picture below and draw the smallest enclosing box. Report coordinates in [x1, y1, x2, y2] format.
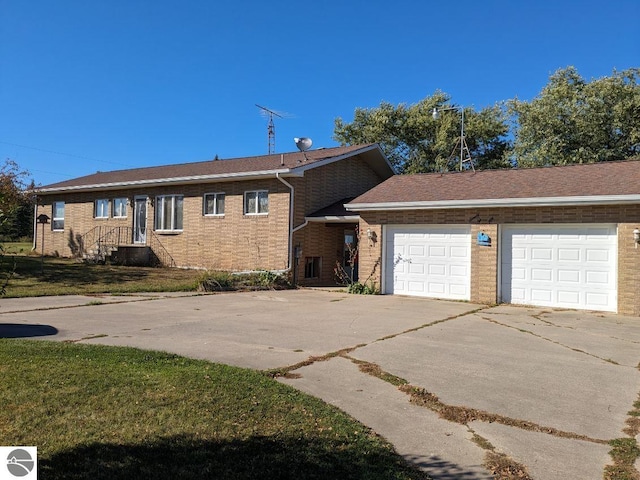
[346, 160, 640, 316]
[34, 144, 394, 286]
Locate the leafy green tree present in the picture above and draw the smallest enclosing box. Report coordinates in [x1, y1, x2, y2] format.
[0, 159, 32, 238]
[509, 67, 640, 166]
[333, 92, 511, 173]
[0, 159, 32, 294]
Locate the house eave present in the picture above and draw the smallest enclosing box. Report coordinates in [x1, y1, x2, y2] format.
[304, 215, 360, 223]
[35, 169, 300, 194]
[346, 194, 640, 211]
[292, 144, 395, 177]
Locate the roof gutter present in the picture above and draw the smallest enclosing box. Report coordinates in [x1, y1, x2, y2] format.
[346, 194, 640, 211]
[36, 168, 302, 194]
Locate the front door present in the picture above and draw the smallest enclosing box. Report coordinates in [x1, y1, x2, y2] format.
[343, 229, 357, 281]
[133, 196, 148, 244]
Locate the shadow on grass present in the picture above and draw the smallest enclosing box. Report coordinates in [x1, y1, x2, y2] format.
[39, 434, 436, 480]
[0, 323, 58, 338]
[12, 256, 151, 285]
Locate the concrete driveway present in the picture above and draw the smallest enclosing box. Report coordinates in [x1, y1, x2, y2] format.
[1, 290, 639, 480]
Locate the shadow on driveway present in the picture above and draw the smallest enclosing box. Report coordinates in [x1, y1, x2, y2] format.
[0, 323, 58, 338]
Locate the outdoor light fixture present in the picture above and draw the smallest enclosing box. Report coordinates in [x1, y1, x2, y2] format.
[432, 106, 473, 171]
[634, 228, 640, 248]
[366, 228, 377, 246]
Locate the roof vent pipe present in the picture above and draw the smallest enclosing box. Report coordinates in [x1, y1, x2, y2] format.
[281, 154, 284, 166]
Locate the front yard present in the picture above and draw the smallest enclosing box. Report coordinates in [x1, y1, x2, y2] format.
[0, 340, 428, 479]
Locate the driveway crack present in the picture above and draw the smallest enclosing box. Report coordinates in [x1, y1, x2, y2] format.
[265, 306, 490, 378]
[479, 315, 621, 366]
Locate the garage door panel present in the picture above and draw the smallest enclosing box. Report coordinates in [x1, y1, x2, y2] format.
[586, 270, 610, 284]
[558, 249, 580, 261]
[558, 269, 580, 283]
[450, 284, 468, 296]
[501, 224, 617, 312]
[450, 246, 468, 258]
[586, 248, 610, 262]
[385, 225, 470, 300]
[531, 289, 553, 302]
[450, 265, 468, 277]
[429, 264, 445, 275]
[586, 292, 611, 307]
[531, 268, 552, 281]
[408, 264, 424, 275]
[531, 248, 552, 260]
[558, 291, 580, 305]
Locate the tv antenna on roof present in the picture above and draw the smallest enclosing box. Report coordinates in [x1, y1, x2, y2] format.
[256, 104, 292, 155]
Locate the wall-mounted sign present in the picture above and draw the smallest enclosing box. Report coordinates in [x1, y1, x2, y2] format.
[477, 232, 491, 246]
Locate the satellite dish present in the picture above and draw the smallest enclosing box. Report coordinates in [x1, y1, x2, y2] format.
[294, 137, 313, 152]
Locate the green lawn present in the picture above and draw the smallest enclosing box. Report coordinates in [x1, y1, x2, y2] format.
[0, 255, 203, 297]
[1, 241, 33, 255]
[0, 340, 428, 480]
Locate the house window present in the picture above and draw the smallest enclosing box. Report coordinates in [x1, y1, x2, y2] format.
[52, 201, 65, 231]
[113, 198, 127, 218]
[203, 193, 225, 216]
[244, 190, 268, 215]
[304, 257, 321, 279]
[95, 199, 109, 218]
[155, 195, 183, 231]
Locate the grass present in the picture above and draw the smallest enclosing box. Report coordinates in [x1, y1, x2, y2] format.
[0, 340, 429, 480]
[1, 241, 33, 255]
[0, 255, 203, 297]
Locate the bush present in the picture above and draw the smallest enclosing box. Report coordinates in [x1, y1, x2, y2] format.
[347, 282, 378, 295]
[198, 270, 291, 292]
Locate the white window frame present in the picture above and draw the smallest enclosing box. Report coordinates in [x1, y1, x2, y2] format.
[203, 192, 225, 216]
[95, 199, 109, 219]
[52, 201, 65, 231]
[244, 190, 269, 215]
[112, 198, 128, 218]
[155, 195, 184, 232]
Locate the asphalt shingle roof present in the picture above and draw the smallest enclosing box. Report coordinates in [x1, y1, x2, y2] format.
[38, 144, 376, 191]
[349, 160, 640, 206]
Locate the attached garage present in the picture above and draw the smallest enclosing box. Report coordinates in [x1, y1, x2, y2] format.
[384, 225, 471, 300]
[500, 224, 617, 312]
[346, 159, 640, 316]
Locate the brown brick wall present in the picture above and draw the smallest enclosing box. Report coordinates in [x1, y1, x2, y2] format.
[618, 223, 640, 315]
[470, 224, 498, 305]
[358, 204, 640, 315]
[293, 223, 357, 286]
[290, 155, 385, 227]
[36, 178, 290, 271]
[288, 154, 388, 285]
[356, 218, 383, 291]
[35, 155, 388, 276]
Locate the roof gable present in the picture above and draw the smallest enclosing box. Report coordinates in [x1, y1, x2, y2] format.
[348, 160, 640, 210]
[37, 144, 393, 193]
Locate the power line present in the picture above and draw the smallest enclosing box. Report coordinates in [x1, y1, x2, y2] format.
[0, 140, 135, 168]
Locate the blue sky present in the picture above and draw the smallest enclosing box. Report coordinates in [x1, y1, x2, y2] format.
[1, 0, 638, 186]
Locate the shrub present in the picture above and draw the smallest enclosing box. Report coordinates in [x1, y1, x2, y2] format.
[198, 270, 291, 292]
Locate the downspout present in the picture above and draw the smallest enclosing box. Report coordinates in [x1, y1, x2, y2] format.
[275, 172, 295, 272]
[32, 196, 38, 251]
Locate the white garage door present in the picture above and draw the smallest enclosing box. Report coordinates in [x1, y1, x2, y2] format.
[384, 225, 471, 300]
[501, 224, 617, 312]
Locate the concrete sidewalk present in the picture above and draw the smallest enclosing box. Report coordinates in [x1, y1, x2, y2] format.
[2, 290, 639, 479]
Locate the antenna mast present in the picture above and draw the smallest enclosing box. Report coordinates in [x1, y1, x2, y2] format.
[256, 104, 283, 154]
